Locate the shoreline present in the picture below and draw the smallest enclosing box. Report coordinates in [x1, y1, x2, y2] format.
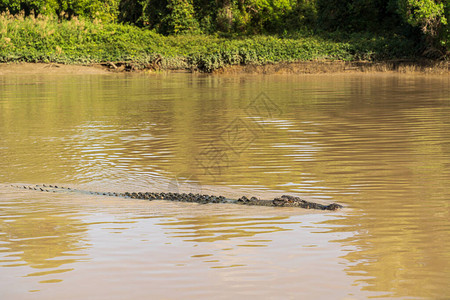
[1, 60, 449, 76]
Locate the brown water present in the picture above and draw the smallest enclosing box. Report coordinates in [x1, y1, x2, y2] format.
[0, 73, 449, 299]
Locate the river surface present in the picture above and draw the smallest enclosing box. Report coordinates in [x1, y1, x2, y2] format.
[0, 72, 449, 299]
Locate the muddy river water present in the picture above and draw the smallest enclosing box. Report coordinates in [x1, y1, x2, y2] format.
[0, 72, 449, 299]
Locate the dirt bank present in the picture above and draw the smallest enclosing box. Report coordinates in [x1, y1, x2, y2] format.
[0, 63, 110, 75]
[1, 60, 449, 75]
[216, 60, 450, 75]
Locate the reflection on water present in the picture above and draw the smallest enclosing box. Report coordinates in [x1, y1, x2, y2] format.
[0, 73, 449, 299]
[158, 214, 294, 243]
[0, 190, 89, 285]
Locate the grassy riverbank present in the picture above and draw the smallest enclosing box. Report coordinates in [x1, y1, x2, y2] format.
[1, 13, 429, 73]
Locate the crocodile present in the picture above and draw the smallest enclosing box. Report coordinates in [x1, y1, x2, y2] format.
[11, 184, 343, 211]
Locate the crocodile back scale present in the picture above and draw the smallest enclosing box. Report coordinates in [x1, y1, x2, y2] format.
[11, 184, 343, 211]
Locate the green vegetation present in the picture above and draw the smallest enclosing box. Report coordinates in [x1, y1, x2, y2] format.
[0, 0, 448, 72]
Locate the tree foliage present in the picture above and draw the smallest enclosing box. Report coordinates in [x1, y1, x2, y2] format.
[398, 0, 448, 49]
[0, 0, 119, 21]
[117, 0, 317, 34]
[316, 0, 448, 54]
[140, 0, 200, 34]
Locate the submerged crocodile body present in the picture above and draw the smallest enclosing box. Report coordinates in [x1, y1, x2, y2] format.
[12, 184, 343, 211]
